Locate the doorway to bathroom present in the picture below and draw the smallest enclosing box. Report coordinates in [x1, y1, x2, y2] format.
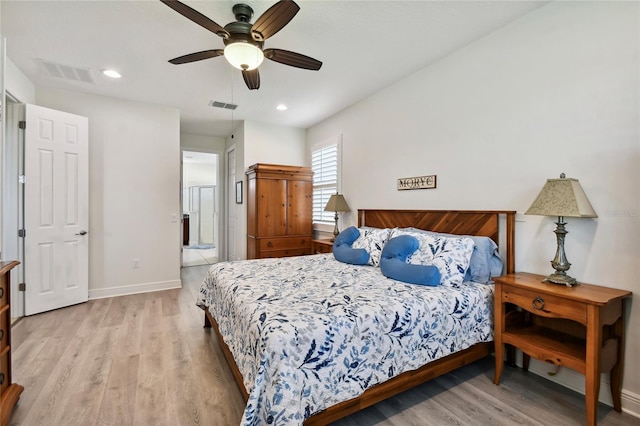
[182, 150, 219, 267]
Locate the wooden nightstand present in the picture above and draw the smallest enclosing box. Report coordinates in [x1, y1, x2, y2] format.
[312, 239, 334, 254]
[493, 272, 632, 426]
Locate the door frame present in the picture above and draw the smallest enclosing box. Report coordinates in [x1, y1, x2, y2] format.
[2, 96, 25, 318]
[180, 147, 223, 265]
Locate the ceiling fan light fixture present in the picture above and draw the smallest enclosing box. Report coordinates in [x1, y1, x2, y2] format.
[224, 42, 264, 71]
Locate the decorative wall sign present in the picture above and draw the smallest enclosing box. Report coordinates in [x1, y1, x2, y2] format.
[397, 175, 437, 190]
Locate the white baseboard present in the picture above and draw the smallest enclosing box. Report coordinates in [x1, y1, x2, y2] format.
[88, 279, 182, 300]
[525, 357, 640, 419]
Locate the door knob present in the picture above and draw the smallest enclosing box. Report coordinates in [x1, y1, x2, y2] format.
[75, 230, 88, 236]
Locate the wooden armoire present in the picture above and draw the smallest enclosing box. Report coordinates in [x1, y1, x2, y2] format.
[246, 163, 313, 259]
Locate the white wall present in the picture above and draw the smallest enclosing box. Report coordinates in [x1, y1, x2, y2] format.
[37, 87, 182, 298]
[181, 132, 226, 153]
[6, 57, 34, 103]
[183, 161, 217, 189]
[244, 120, 308, 168]
[307, 1, 639, 415]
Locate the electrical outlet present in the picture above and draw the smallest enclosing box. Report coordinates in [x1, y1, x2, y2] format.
[132, 258, 140, 268]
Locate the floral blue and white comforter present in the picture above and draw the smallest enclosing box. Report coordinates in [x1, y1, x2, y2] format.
[197, 254, 494, 425]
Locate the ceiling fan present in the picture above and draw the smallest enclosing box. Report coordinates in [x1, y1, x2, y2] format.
[161, 0, 322, 90]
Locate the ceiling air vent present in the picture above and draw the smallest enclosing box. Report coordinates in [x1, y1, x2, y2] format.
[38, 60, 95, 84]
[209, 100, 238, 110]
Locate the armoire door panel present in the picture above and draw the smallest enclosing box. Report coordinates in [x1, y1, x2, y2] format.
[287, 180, 313, 236]
[256, 179, 288, 237]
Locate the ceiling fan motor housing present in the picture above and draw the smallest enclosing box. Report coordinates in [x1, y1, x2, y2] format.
[223, 21, 263, 50]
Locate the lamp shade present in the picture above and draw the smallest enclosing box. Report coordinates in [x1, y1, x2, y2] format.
[324, 194, 350, 212]
[525, 173, 597, 218]
[224, 42, 264, 71]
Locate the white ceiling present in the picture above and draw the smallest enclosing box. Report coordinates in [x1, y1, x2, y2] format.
[1, 0, 547, 138]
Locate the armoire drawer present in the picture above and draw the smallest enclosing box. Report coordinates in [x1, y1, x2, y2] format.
[0, 350, 8, 395]
[0, 279, 6, 308]
[0, 306, 7, 351]
[260, 248, 310, 258]
[259, 237, 311, 251]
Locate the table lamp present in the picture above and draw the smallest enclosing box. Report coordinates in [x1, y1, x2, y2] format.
[324, 194, 350, 241]
[525, 173, 597, 286]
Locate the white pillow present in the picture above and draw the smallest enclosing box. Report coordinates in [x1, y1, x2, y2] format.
[393, 230, 474, 287]
[351, 227, 392, 266]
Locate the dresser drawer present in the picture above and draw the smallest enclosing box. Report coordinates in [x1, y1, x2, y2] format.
[259, 237, 311, 252]
[503, 287, 587, 325]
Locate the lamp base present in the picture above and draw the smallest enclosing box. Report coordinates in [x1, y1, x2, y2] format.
[332, 212, 340, 242]
[543, 217, 579, 287]
[542, 273, 578, 287]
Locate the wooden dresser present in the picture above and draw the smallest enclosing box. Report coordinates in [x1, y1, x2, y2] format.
[0, 261, 23, 426]
[246, 163, 313, 259]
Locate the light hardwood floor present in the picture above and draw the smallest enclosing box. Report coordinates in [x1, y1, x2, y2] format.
[8, 265, 640, 426]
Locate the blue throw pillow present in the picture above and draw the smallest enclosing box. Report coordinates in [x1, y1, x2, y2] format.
[379, 235, 441, 286]
[401, 228, 503, 283]
[333, 226, 370, 265]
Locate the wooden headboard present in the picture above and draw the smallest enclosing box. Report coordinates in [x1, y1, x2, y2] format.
[358, 209, 516, 274]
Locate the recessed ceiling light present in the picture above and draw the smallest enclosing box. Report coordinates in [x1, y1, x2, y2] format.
[276, 104, 287, 111]
[102, 69, 122, 79]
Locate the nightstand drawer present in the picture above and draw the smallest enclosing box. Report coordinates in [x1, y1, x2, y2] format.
[312, 239, 334, 254]
[502, 287, 587, 325]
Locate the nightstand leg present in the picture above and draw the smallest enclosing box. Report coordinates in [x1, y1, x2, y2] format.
[522, 353, 530, 371]
[585, 305, 601, 426]
[494, 293, 504, 385]
[494, 341, 504, 385]
[610, 309, 625, 412]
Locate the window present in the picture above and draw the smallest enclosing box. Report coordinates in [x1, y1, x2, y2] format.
[311, 139, 340, 225]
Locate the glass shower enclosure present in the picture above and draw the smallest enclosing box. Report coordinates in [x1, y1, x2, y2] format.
[186, 185, 216, 247]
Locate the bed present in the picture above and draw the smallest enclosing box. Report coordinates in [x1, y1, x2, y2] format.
[198, 209, 515, 425]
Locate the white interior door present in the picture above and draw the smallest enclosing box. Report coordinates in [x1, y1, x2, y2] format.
[24, 104, 89, 315]
[226, 147, 236, 261]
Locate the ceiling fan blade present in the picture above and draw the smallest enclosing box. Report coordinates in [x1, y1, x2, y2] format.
[251, 0, 300, 41]
[169, 49, 224, 65]
[160, 0, 230, 39]
[242, 69, 260, 90]
[264, 49, 322, 71]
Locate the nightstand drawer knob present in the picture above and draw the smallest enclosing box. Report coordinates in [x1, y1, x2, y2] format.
[532, 297, 545, 310]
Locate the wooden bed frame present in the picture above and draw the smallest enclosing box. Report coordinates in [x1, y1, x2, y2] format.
[204, 209, 516, 425]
